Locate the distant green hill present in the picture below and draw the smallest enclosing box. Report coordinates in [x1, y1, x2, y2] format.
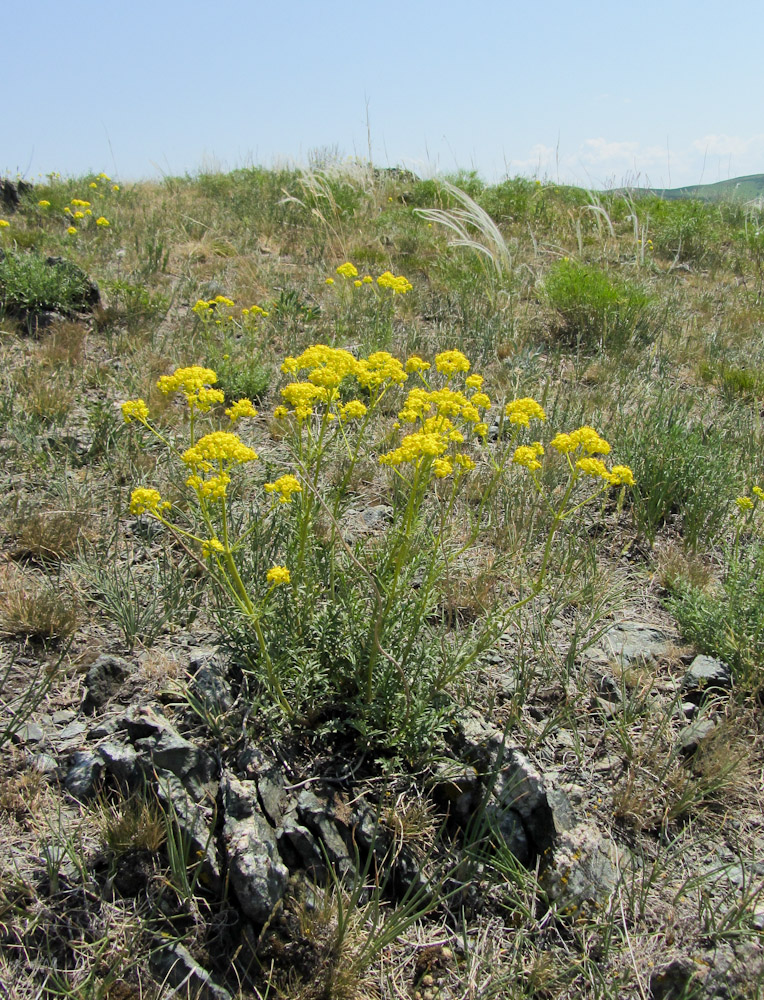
[650, 174, 764, 203]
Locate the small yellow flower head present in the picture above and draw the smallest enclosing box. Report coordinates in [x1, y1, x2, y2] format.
[67, 226, 77, 235]
[273, 405, 289, 419]
[214, 295, 235, 306]
[474, 422, 489, 439]
[182, 431, 258, 468]
[377, 271, 413, 294]
[339, 400, 368, 422]
[121, 398, 149, 423]
[225, 398, 258, 422]
[465, 374, 484, 391]
[74, 211, 85, 219]
[454, 453, 476, 471]
[356, 351, 407, 390]
[130, 487, 170, 516]
[85, 209, 92, 216]
[96, 216, 110, 227]
[89, 182, 98, 189]
[325, 277, 335, 285]
[336, 261, 359, 278]
[71, 199, 91, 207]
[433, 458, 453, 478]
[513, 442, 544, 472]
[0, 220, 9, 228]
[571, 426, 611, 455]
[158, 366, 218, 396]
[267, 565, 291, 586]
[576, 457, 611, 481]
[64, 207, 72, 215]
[264, 474, 302, 504]
[281, 381, 325, 419]
[608, 465, 635, 487]
[112, 184, 120, 192]
[187, 471, 231, 500]
[435, 350, 470, 376]
[362, 275, 373, 284]
[505, 398, 546, 427]
[736, 496, 754, 511]
[188, 385, 225, 413]
[470, 392, 491, 410]
[752, 485, 764, 501]
[202, 538, 225, 558]
[405, 355, 431, 374]
[38, 200, 51, 208]
[353, 279, 362, 288]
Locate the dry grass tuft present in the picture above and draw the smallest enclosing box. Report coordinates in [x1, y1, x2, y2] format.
[0, 564, 78, 640]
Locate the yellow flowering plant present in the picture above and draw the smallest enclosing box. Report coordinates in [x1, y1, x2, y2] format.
[122, 348, 635, 758]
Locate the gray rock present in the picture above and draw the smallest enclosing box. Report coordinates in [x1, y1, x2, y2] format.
[586, 621, 673, 669]
[33, 753, 59, 776]
[97, 740, 140, 785]
[484, 803, 530, 864]
[124, 707, 217, 801]
[82, 655, 132, 712]
[51, 709, 76, 724]
[190, 666, 235, 715]
[546, 788, 576, 834]
[678, 715, 717, 756]
[429, 759, 480, 824]
[150, 941, 232, 1000]
[295, 790, 354, 878]
[342, 504, 392, 542]
[12, 722, 45, 746]
[64, 750, 104, 799]
[56, 721, 88, 743]
[682, 655, 731, 702]
[223, 775, 288, 923]
[277, 816, 327, 880]
[649, 957, 703, 1000]
[155, 771, 222, 894]
[541, 822, 619, 918]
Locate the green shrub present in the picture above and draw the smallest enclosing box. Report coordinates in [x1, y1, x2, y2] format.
[543, 258, 653, 351]
[669, 537, 764, 695]
[615, 392, 743, 548]
[0, 250, 94, 318]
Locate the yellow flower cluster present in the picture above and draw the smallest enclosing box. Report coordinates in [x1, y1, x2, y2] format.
[513, 442, 545, 472]
[192, 296, 235, 318]
[186, 472, 231, 500]
[336, 262, 359, 278]
[735, 487, 763, 511]
[130, 487, 170, 516]
[96, 217, 110, 227]
[267, 565, 291, 586]
[202, 538, 225, 558]
[405, 355, 431, 374]
[0, 220, 9, 228]
[158, 366, 218, 395]
[225, 398, 258, 422]
[70, 199, 91, 207]
[121, 398, 149, 423]
[264, 474, 302, 503]
[377, 271, 413, 294]
[182, 431, 258, 470]
[339, 400, 367, 422]
[38, 200, 51, 208]
[550, 426, 610, 455]
[356, 351, 407, 390]
[241, 304, 269, 317]
[282, 345, 359, 388]
[280, 381, 328, 421]
[505, 398, 546, 427]
[435, 350, 470, 376]
[157, 366, 225, 412]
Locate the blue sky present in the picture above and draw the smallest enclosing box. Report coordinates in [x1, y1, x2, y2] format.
[4, 0, 763, 188]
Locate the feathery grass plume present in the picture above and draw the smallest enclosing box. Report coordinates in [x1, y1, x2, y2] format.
[413, 178, 512, 279]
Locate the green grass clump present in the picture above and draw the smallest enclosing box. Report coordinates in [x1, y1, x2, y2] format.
[543, 258, 653, 351]
[0, 249, 94, 319]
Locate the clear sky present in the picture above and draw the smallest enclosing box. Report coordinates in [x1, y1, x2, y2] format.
[4, 0, 763, 189]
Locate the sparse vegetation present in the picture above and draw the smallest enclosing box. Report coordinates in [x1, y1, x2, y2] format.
[0, 165, 762, 999]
